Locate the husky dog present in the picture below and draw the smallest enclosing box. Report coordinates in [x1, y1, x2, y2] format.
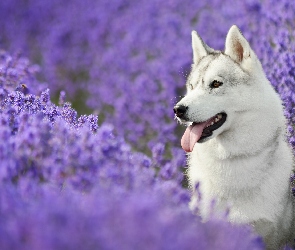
[174, 25, 295, 249]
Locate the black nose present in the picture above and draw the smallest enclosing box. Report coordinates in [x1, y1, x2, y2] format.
[173, 105, 188, 118]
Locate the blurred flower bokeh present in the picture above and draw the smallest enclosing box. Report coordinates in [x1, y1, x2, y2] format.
[0, 0, 294, 249]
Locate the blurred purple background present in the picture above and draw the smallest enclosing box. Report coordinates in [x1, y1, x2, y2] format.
[0, 0, 294, 249]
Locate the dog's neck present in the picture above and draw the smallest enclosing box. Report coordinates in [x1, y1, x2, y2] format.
[207, 119, 284, 160]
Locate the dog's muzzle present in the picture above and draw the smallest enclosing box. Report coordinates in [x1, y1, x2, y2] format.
[173, 105, 188, 119]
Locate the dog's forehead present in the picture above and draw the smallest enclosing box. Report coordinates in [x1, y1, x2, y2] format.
[206, 54, 234, 72]
[190, 53, 233, 84]
[196, 53, 221, 72]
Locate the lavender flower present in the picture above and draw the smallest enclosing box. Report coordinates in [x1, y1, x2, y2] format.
[0, 51, 263, 249]
[1, 0, 294, 153]
[1, 0, 295, 248]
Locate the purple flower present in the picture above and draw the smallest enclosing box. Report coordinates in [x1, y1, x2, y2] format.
[1, 0, 295, 248]
[0, 50, 264, 249]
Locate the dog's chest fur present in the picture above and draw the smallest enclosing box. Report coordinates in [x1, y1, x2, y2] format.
[188, 132, 294, 249]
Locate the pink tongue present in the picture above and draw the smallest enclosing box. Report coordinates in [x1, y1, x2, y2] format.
[181, 121, 208, 152]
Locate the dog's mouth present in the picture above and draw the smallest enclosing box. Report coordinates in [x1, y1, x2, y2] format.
[181, 112, 227, 152]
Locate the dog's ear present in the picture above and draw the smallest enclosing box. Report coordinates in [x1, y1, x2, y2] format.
[225, 25, 251, 63]
[192, 31, 212, 64]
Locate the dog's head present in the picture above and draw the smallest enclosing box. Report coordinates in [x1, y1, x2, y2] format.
[174, 25, 267, 152]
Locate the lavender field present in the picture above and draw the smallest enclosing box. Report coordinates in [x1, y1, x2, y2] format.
[0, 0, 294, 249]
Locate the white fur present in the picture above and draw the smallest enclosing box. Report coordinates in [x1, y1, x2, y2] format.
[176, 25, 295, 249]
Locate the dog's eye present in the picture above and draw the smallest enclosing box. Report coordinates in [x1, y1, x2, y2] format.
[210, 80, 223, 89]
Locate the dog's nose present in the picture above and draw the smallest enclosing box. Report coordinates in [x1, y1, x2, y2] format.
[173, 105, 188, 118]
